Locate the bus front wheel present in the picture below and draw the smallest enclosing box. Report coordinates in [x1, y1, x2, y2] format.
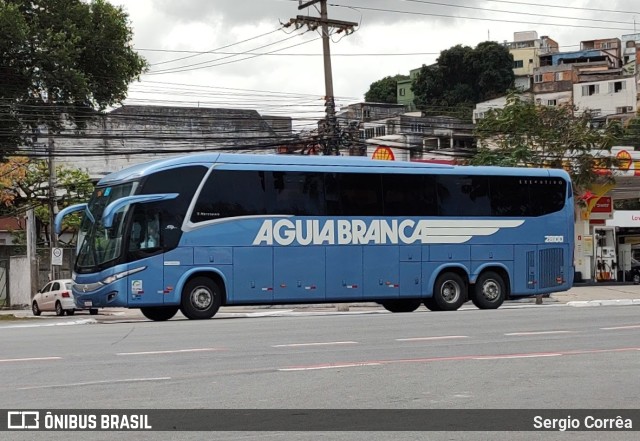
[432, 272, 466, 311]
[180, 277, 222, 320]
[472, 271, 506, 309]
[141, 306, 179, 321]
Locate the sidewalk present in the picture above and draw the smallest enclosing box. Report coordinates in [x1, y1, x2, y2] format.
[1, 284, 639, 322]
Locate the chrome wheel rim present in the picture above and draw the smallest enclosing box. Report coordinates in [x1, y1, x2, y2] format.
[440, 280, 461, 304]
[190, 287, 213, 310]
[482, 279, 500, 301]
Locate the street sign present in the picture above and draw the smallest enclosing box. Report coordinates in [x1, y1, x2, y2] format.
[51, 247, 63, 266]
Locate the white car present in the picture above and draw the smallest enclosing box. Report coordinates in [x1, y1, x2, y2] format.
[32, 279, 76, 316]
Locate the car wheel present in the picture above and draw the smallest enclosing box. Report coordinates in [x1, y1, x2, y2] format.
[32, 301, 41, 316]
[66, 309, 75, 316]
[55, 301, 64, 316]
[634, 273, 640, 285]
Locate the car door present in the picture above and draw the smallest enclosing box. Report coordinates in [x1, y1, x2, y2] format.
[41, 282, 54, 311]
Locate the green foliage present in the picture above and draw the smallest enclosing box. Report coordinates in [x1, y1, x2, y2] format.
[412, 42, 514, 120]
[618, 116, 640, 149]
[1, 159, 94, 245]
[471, 93, 620, 192]
[364, 75, 408, 104]
[0, 0, 148, 158]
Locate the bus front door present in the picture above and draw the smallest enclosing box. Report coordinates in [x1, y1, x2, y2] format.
[127, 254, 166, 306]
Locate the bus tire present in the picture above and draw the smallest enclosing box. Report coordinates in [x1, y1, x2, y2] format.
[423, 298, 441, 311]
[180, 277, 222, 320]
[433, 272, 466, 311]
[140, 306, 179, 321]
[472, 271, 506, 309]
[381, 299, 421, 313]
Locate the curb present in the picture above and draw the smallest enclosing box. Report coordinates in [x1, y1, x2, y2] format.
[566, 299, 640, 307]
[0, 318, 98, 329]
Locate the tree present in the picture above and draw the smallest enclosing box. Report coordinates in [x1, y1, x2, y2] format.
[364, 75, 408, 104]
[470, 94, 621, 193]
[0, 0, 147, 159]
[412, 42, 514, 119]
[0, 157, 93, 246]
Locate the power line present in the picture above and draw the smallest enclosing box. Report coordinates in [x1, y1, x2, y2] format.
[328, 3, 636, 31]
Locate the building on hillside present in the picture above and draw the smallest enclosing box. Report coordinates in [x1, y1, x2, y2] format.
[506, 31, 559, 91]
[573, 74, 637, 119]
[25, 106, 292, 180]
[540, 38, 622, 68]
[622, 33, 640, 73]
[396, 68, 421, 110]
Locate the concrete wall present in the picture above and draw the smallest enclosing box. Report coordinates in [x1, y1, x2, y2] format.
[9, 255, 31, 307]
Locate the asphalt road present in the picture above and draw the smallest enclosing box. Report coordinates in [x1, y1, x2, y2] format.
[1, 305, 639, 441]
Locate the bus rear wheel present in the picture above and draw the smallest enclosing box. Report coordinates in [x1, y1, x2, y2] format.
[180, 277, 222, 320]
[472, 271, 506, 309]
[141, 306, 179, 321]
[381, 299, 421, 313]
[433, 272, 466, 311]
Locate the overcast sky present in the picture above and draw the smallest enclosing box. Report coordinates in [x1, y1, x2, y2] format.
[110, 0, 640, 129]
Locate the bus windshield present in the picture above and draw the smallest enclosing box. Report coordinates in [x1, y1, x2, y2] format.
[76, 182, 138, 272]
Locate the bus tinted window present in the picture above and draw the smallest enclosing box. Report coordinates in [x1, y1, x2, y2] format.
[192, 170, 267, 222]
[337, 173, 384, 216]
[528, 178, 567, 216]
[272, 171, 325, 215]
[490, 176, 531, 216]
[382, 174, 438, 216]
[437, 175, 491, 216]
[489, 176, 567, 216]
[130, 165, 207, 255]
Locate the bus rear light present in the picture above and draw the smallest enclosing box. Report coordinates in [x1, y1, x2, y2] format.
[61, 291, 70, 298]
[556, 277, 564, 284]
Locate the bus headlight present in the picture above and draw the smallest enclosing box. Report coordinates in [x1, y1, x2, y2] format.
[101, 266, 147, 285]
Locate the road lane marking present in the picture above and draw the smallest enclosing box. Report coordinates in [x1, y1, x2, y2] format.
[0, 356, 62, 363]
[272, 341, 358, 348]
[279, 362, 381, 371]
[116, 348, 223, 356]
[278, 347, 640, 371]
[504, 331, 574, 336]
[600, 325, 640, 330]
[17, 377, 172, 390]
[396, 336, 468, 342]
[473, 354, 563, 360]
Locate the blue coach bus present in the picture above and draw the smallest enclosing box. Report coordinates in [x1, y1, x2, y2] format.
[55, 153, 574, 321]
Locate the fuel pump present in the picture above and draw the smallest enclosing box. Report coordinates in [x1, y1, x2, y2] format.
[593, 227, 617, 281]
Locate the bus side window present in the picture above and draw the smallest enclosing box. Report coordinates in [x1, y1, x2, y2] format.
[129, 221, 142, 250]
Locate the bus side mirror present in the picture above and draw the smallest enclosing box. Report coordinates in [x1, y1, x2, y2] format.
[54, 203, 88, 235]
[102, 193, 178, 228]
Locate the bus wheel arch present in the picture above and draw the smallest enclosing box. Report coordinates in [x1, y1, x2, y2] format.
[472, 268, 509, 309]
[431, 269, 468, 311]
[179, 273, 226, 320]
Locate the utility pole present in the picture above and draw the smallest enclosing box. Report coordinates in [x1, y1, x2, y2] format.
[27, 207, 39, 297]
[290, 1, 357, 155]
[48, 137, 58, 281]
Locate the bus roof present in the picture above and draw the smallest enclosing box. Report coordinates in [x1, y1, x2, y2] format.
[97, 153, 571, 185]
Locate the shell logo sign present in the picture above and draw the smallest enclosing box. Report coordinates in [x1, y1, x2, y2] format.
[371, 146, 395, 161]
